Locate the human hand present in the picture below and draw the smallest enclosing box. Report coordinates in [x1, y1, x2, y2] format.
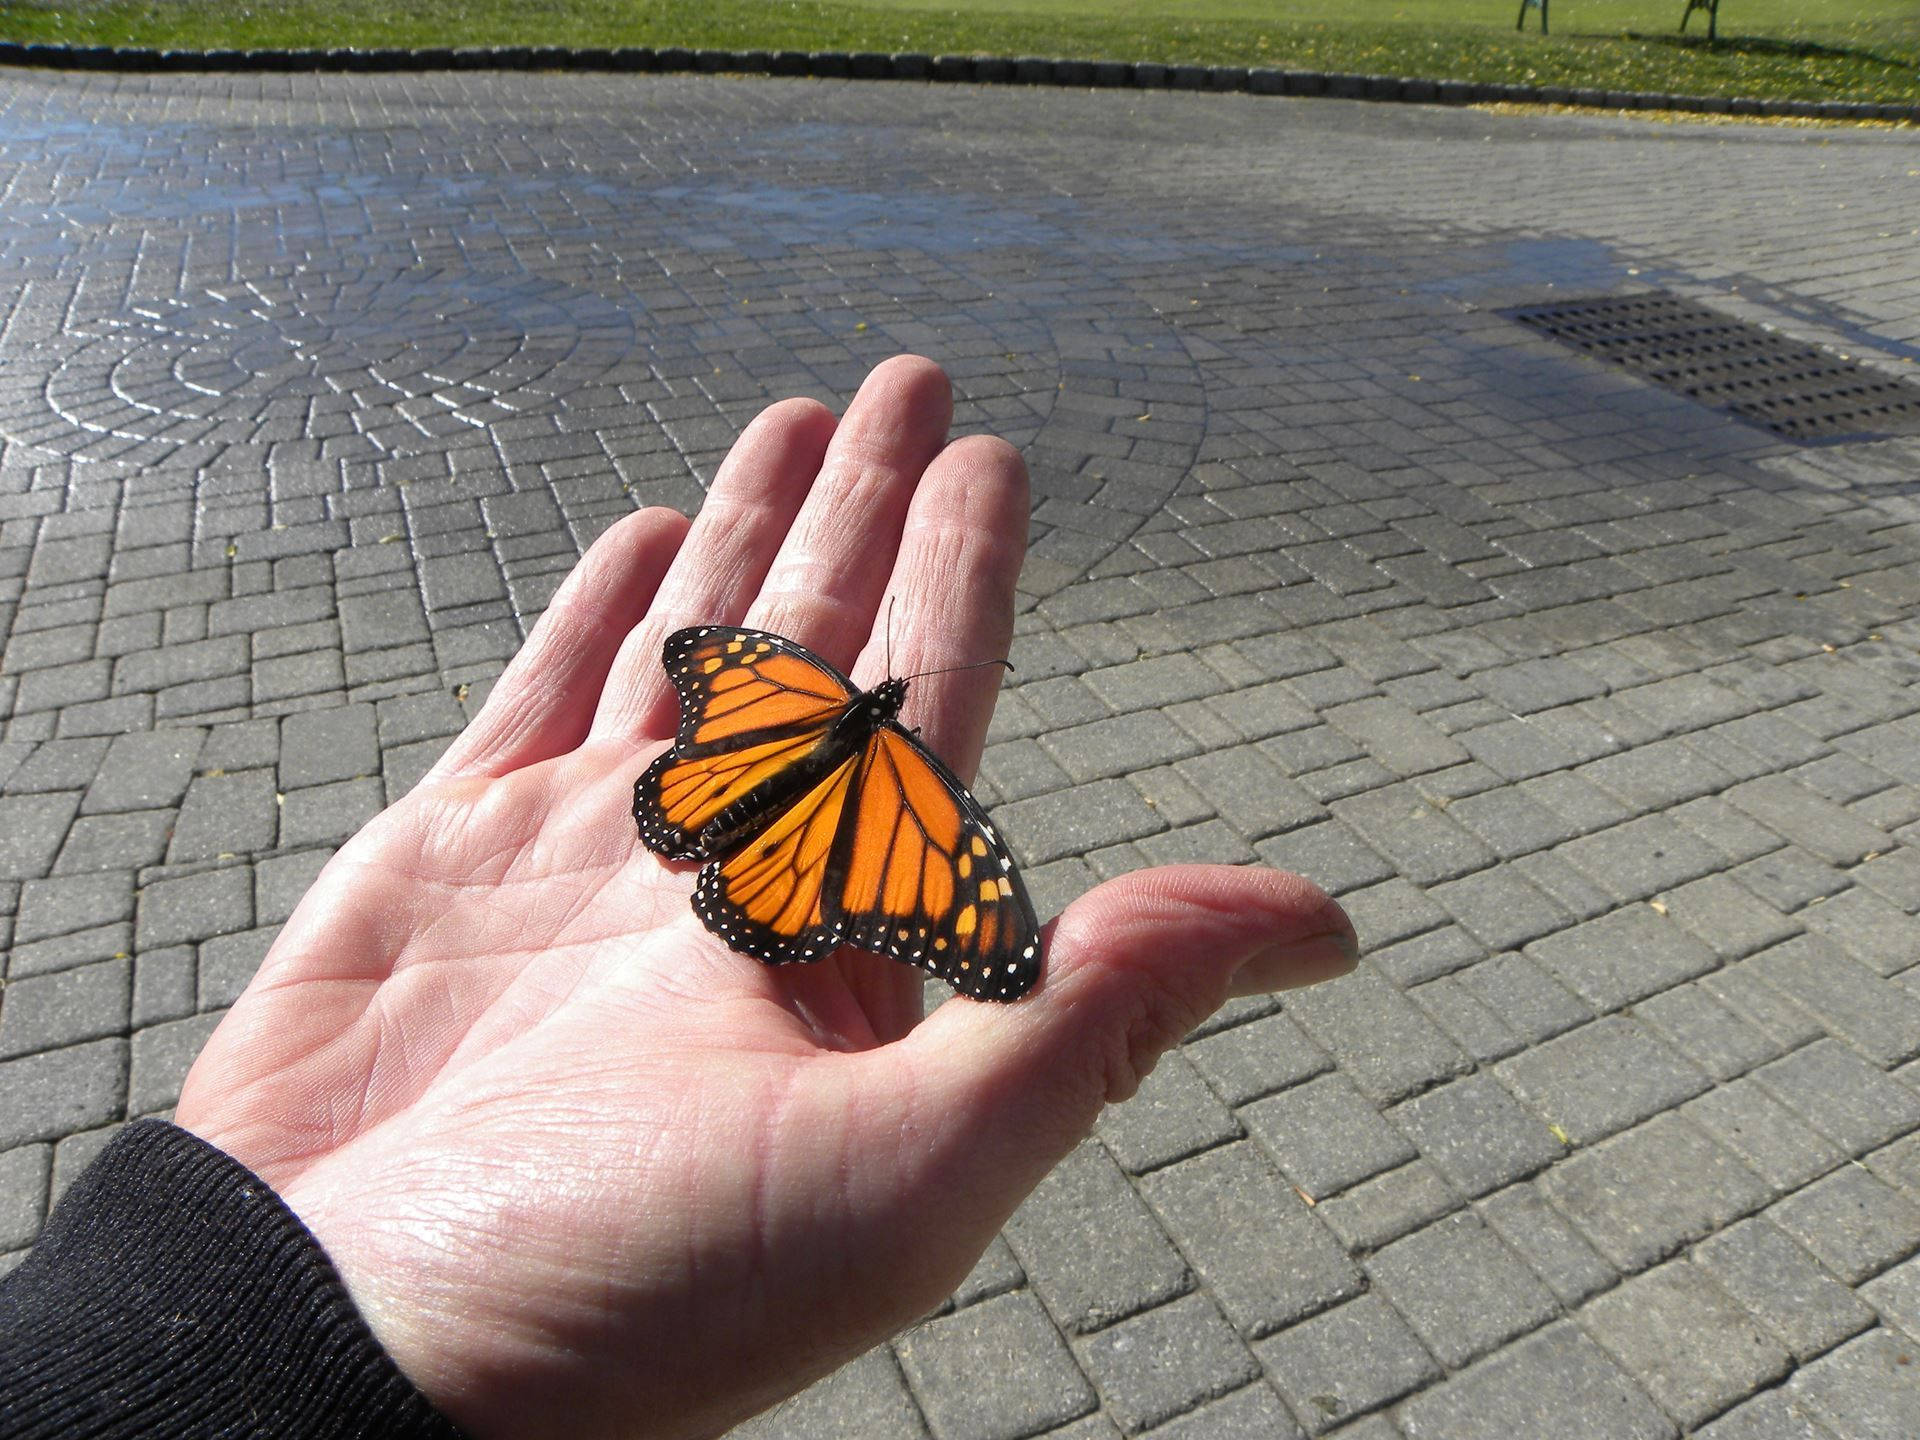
[174, 356, 1358, 1440]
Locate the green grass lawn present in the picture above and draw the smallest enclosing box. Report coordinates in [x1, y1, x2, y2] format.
[2, 0, 1915, 104]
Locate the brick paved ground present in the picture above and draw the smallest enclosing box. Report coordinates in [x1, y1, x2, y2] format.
[2, 67, 1918, 1438]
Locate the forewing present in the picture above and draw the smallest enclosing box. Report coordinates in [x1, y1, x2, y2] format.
[832, 727, 1042, 1002]
[693, 753, 862, 965]
[663, 626, 854, 750]
[634, 626, 854, 860]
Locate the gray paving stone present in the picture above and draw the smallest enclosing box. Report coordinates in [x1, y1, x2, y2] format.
[1577, 737, 1738, 813]
[1615, 673, 1756, 733]
[1525, 899, 1723, 1018]
[1863, 1256, 1920, 1343]
[1670, 793, 1789, 866]
[0, 958, 131, 1059]
[1173, 745, 1326, 840]
[1799, 886, 1920, 978]
[1184, 1013, 1331, 1107]
[1785, 1329, 1920, 1440]
[1407, 975, 1523, 1064]
[1453, 951, 1594, 1047]
[1541, 1114, 1771, 1272]
[999, 778, 1167, 865]
[1696, 1218, 1877, 1363]
[950, 1235, 1024, 1312]
[1027, 1417, 1118, 1440]
[1139, 1382, 1304, 1440]
[1635, 982, 1782, 1082]
[1254, 821, 1396, 898]
[1691, 1387, 1836, 1440]
[253, 848, 333, 927]
[279, 703, 380, 789]
[1726, 776, 1896, 866]
[1139, 1142, 1362, 1338]
[1396, 1324, 1674, 1440]
[77, 728, 205, 815]
[1323, 698, 1469, 778]
[278, 777, 384, 849]
[1556, 814, 1724, 903]
[894, 1292, 1096, 1440]
[732, 1346, 927, 1440]
[0, 1142, 50, 1252]
[1243, 1073, 1418, 1201]
[53, 810, 173, 874]
[1767, 1166, 1920, 1285]
[1698, 967, 1828, 1051]
[0, 791, 81, 880]
[1680, 1080, 1847, 1195]
[135, 864, 252, 950]
[1314, 1160, 1460, 1256]
[112, 635, 247, 695]
[131, 945, 196, 1028]
[1371, 926, 1487, 989]
[197, 928, 276, 1011]
[1371, 1210, 1562, 1369]
[1475, 658, 1608, 716]
[1094, 1050, 1241, 1176]
[1444, 784, 1580, 861]
[1282, 967, 1469, 1104]
[1496, 1016, 1710, 1146]
[1072, 1292, 1258, 1434]
[127, 1010, 222, 1116]
[14, 870, 135, 946]
[1328, 784, 1496, 887]
[1742, 936, 1920, 1067]
[168, 769, 280, 862]
[1254, 1294, 1440, 1437]
[1579, 1258, 1792, 1429]
[1753, 1039, 1920, 1157]
[1475, 1181, 1617, 1307]
[1002, 1141, 1190, 1335]
[0, 1038, 126, 1149]
[1336, 880, 1450, 954]
[1731, 845, 1851, 912]
[1866, 1134, 1920, 1201]
[1389, 1072, 1564, 1198]
[1427, 868, 1571, 953]
[2, 744, 109, 802]
[1042, 710, 1202, 785]
[7, 923, 132, 982]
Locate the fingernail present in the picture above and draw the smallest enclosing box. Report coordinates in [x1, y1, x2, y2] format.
[1288, 927, 1361, 975]
[1233, 928, 1360, 997]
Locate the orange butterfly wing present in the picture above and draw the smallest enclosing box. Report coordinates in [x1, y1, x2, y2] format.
[633, 627, 856, 862]
[832, 728, 1041, 1001]
[636, 625, 1043, 1001]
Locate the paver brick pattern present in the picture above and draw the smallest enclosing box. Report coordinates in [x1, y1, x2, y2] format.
[2, 65, 1919, 1437]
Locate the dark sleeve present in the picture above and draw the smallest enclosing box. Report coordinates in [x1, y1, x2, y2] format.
[0, 1118, 468, 1440]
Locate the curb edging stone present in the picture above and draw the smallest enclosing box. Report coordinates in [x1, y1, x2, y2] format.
[0, 41, 1913, 123]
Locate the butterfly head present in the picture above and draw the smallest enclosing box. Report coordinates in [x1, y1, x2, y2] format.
[836, 676, 908, 741]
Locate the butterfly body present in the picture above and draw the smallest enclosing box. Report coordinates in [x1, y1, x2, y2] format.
[633, 626, 1042, 1001]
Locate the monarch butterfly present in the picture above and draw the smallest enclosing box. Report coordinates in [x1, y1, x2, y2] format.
[633, 625, 1043, 1001]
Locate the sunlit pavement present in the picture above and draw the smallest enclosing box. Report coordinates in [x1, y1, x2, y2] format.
[1, 67, 1918, 1438]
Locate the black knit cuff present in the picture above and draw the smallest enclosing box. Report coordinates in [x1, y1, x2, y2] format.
[0, 1118, 467, 1440]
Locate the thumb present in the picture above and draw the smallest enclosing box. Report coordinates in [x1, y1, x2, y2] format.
[904, 863, 1357, 1198]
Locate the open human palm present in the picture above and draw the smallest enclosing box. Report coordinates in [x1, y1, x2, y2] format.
[174, 357, 1358, 1440]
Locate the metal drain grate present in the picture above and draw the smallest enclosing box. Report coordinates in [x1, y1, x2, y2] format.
[1506, 291, 1920, 443]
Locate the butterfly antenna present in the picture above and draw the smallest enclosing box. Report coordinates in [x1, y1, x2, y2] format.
[898, 656, 1016, 683]
[884, 599, 1015, 683]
